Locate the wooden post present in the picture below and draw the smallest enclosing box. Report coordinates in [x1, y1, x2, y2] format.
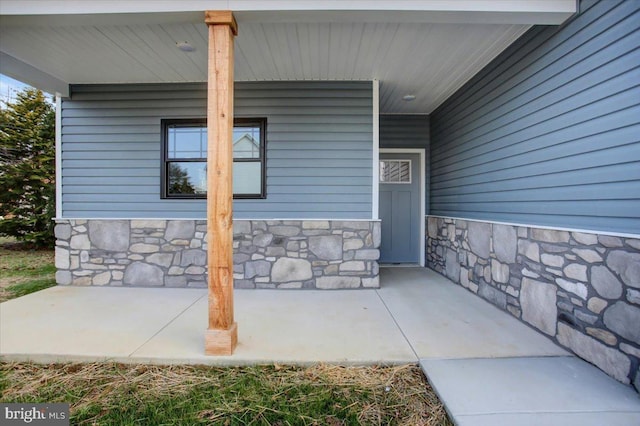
[204, 10, 238, 356]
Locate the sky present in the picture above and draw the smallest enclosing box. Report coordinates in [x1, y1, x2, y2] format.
[0, 73, 53, 105]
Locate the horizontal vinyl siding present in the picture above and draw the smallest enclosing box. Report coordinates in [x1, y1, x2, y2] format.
[380, 115, 430, 150]
[430, 0, 640, 234]
[379, 114, 430, 213]
[61, 81, 373, 219]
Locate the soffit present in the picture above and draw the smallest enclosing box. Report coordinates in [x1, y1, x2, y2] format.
[0, 12, 535, 114]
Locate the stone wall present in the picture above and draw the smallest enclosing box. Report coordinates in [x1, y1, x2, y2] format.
[426, 216, 640, 390]
[55, 219, 380, 289]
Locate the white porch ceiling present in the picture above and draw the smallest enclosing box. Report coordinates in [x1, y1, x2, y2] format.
[0, 2, 576, 113]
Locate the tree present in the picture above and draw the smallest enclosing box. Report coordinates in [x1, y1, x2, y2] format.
[0, 88, 56, 247]
[168, 163, 196, 195]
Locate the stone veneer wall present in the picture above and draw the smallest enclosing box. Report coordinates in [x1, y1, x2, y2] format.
[55, 219, 380, 290]
[426, 216, 640, 390]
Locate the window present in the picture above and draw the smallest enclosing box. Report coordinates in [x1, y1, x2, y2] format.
[161, 118, 266, 199]
[379, 160, 411, 184]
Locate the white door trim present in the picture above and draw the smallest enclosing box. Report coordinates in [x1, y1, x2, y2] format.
[379, 148, 426, 267]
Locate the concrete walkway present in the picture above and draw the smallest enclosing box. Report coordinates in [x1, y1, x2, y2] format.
[1, 267, 639, 424]
[378, 268, 640, 426]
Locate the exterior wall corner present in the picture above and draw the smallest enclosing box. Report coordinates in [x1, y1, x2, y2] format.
[426, 215, 640, 387]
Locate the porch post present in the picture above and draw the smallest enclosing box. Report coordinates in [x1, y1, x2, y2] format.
[204, 10, 238, 356]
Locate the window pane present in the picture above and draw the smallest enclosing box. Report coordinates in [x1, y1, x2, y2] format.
[380, 160, 411, 183]
[233, 162, 262, 194]
[163, 118, 266, 198]
[233, 126, 261, 159]
[168, 126, 206, 159]
[167, 162, 207, 195]
[168, 162, 261, 196]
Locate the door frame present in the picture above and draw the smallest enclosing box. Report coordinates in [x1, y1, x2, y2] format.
[379, 148, 426, 266]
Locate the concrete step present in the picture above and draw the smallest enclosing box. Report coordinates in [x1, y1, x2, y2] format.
[420, 356, 640, 426]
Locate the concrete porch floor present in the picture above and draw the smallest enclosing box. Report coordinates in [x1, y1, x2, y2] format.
[1, 267, 639, 425]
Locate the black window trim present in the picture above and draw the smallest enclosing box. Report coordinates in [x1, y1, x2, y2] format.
[160, 117, 267, 200]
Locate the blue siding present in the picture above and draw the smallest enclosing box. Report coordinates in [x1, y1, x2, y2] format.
[61, 81, 373, 219]
[379, 114, 430, 213]
[380, 115, 429, 150]
[430, 0, 640, 234]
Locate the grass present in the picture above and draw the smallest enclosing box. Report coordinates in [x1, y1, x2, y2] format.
[0, 236, 56, 302]
[0, 238, 452, 424]
[0, 362, 452, 425]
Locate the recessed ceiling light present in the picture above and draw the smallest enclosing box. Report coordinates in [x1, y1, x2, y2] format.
[176, 41, 195, 52]
[402, 95, 416, 101]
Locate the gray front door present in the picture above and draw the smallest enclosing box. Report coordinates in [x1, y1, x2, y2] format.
[379, 153, 420, 263]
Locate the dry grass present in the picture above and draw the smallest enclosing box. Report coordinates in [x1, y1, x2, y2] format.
[0, 241, 452, 424]
[1, 362, 452, 425]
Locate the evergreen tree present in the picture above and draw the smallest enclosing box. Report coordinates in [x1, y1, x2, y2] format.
[168, 163, 196, 194]
[0, 88, 56, 247]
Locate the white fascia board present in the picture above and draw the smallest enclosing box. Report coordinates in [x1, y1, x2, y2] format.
[232, 1, 577, 13]
[0, 1, 227, 15]
[0, 1, 577, 14]
[0, 52, 69, 97]
[236, 10, 570, 25]
[1, 1, 576, 25]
